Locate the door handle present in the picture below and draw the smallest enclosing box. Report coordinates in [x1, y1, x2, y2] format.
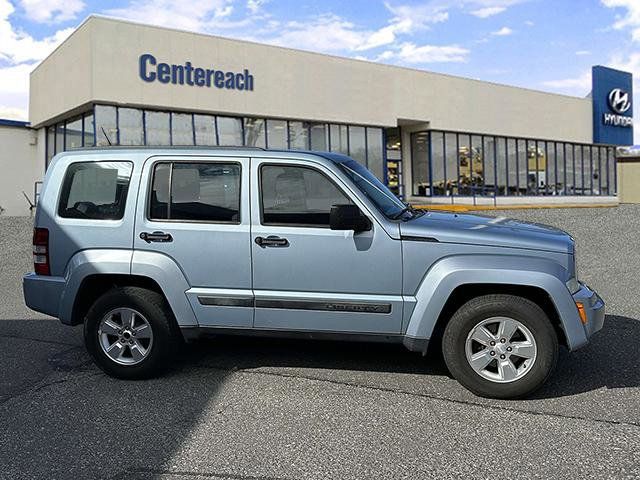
[255, 236, 289, 248]
[139, 231, 173, 243]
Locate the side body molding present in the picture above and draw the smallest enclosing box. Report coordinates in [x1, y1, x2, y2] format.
[404, 254, 588, 351]
[131, 250, 198, 327]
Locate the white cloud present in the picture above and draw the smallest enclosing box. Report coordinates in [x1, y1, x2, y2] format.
[601, 0, 640, 143]
[105, 0, 237, 32]
[601, 0, 640, 41]
[470, 6, 506, 17]
[0, 105, 27, 120]
[491, 26, 513, 36]
[246, 0, 265, 14]
[18, 0, 85, 24]
[379, 42, 470, 64]
[0, 0, 77, 120]
[542, 71, 592, 92]
[524, 20, 534, 26]
[0, 63, 34, 120]
[0, 0, 74, 63]
[464, 0, 529, 18]
[248, 2, 452, 55]
[575, 50, 591, 56]
[609, 52, 640, 143]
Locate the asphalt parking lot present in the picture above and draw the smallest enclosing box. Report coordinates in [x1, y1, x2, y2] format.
[1, 206, 639, 479]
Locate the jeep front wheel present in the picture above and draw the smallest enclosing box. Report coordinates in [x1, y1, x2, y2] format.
[442, 294, 558, 399]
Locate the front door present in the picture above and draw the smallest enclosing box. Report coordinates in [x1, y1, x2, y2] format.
[133, 155, 253, 328]
[250, 157, 403, 334]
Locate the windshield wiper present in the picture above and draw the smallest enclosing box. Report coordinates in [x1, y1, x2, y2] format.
[392, 203, 423, 220]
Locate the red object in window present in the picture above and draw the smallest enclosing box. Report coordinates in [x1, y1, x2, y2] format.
[33, 228, 50, 276]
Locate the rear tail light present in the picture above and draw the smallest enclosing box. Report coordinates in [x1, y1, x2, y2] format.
[33, 227, 50, 276]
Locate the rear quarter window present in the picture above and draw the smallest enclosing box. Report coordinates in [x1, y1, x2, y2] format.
[58, 161, 133, 220]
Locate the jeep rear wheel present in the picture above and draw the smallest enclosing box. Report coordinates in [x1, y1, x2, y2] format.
[442, 294, 558, 399]
[84, 287, 179, 379]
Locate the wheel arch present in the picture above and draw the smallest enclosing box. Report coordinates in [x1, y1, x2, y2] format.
[60, 249, 198, 328]
[403, 254, 588, 352]
[71, 274, 166, 326]
[427, 283, 567, 357]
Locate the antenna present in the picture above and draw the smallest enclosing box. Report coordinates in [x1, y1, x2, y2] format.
[101, 126, 113, 146]
[22, 191, 35, 212]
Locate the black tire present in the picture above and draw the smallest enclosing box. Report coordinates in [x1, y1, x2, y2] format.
[84, 286, 180, 379]
[442, 294, 558, 399]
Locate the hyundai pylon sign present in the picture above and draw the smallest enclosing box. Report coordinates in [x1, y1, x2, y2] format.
[592, 65, 633, 145]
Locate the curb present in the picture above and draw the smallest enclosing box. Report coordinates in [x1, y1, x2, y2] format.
[412, 204, 619, 212]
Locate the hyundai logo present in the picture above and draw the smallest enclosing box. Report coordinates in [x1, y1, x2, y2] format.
[608, 88, 631, 114]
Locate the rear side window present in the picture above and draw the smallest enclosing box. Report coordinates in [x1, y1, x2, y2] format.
[260, 165, 351, 227]
[149, 162, 241, 223]
[58, 162, 133, 220]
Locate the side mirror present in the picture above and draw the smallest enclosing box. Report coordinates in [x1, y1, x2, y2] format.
[330, 204, 371, 232]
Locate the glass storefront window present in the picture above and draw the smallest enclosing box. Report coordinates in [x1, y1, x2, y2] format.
[172, 113, 194, 145]
[145, 111, 170, 146]
[266, 119, 287, 148]
[385, 128, 402, 197]
[329, 124, 349, 154]
[596, 147, 605, 195]
[119, 108, 144, 146]
[411, 132, 429, 196]
[506, 138, 517, 195]
[515, 139, 526, 195]
[554, 142, 564, 195]
[83, 112, 94, 147]
[348, 126, 366, 165]
[445, 133, 458, 194]
[244, 118, 266, 147]
[563, 144, 573, 194]
[217, 116, 243, 146]
[309, 123, 329, 151]
[495, 137, 507, 196]
[65, 117, 83, 150]
[483, 136, 496, 196]
[46, 126, 55, 167]
[194, 114, 216, 145]
[95, 105, 117, 146]
[412, 129, 615, 198]
[430, 132, 445, 195]
[366, 127, 384, 181]
[470, 135, 484, 195]
[56, 123, 65, 152]
[547, 142, 556, 195]
[608, 147, 616, 195]
[573, 145, 582, 194]
[288, 121, 308, 150]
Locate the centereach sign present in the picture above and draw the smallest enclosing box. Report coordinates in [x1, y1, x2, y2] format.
[139, 53, 254, 91]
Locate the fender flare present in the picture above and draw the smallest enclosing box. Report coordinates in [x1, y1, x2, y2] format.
[59, 249, 198, 327]
[403, 254, 587, 351]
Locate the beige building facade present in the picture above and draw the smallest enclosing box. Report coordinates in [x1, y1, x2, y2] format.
[1, 15, 634, 216]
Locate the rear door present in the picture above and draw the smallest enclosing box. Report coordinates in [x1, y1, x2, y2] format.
[133, 155, 253, 328]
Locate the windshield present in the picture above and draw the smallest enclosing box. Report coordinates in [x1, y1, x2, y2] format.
[338, 160, 409, 219]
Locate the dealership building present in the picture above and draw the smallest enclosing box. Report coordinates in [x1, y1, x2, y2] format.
[0, 15, 635, 216]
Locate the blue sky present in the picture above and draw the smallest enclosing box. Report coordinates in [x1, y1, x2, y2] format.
[0, 0, 638, 140]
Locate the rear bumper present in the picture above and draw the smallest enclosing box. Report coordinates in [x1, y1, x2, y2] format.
[23, 273, 65, 318]
[573, 282, 605, 341]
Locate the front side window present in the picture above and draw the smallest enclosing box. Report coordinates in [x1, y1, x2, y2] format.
[58, 162, 133, 220]
[150, 162, 240, 223]
[260, 165, 351, 227]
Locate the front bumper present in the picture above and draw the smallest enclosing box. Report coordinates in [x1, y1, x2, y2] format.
[572, 282, 605, 340]
[23, 272, 65, 318]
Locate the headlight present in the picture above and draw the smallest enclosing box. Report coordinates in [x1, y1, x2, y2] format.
[566, 277, 580, 294]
